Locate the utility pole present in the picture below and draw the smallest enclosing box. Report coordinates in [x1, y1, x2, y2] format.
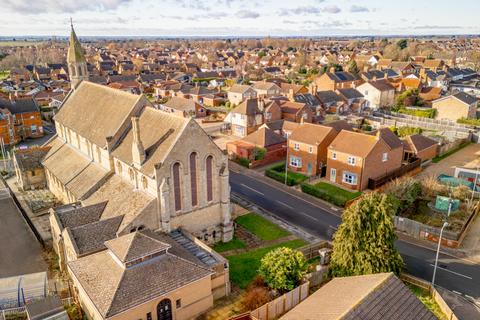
[471, 167, 479, 202]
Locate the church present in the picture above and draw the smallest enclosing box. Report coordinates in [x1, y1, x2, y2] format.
[44, 24, 233, 244]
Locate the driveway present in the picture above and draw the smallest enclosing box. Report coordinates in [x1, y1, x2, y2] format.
[419, 143, 480, 178]
[0, 186, 47, 278]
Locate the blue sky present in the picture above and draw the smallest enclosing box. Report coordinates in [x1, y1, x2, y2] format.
[1, 0, 479, 36]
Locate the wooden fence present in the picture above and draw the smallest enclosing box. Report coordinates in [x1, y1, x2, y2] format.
[368, 158, 422, 190]
[400, 274, 458, 320]
[297, 241, 330, 260]
[250, 282, 310, 320]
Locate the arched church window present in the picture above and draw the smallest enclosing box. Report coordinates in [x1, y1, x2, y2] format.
[206, 156, 213, 202]
[173, 162, 182, 211]
[190, 153, 198, 206]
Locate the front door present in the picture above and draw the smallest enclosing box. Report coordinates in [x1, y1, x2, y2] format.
[157, 299, 173, 320]
[330, 168, 336, 183]
[307, 163, 313, 175]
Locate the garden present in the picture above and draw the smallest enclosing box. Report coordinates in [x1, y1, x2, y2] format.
[301, 182, 362, 207]
[265, 163, 308, 186]
[385, 177, 476, 233]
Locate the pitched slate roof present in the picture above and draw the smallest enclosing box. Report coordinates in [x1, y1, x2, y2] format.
[68, 215, 124, 256]
[26, 296, 66, 320]
[54, 202, 108, 230]
[317, 90, 343, 104]
[336, 88, 364, 100]
[68, 230, 212, 318]
[231, 98, 262, 115]
[281, 273, 437, 320]
[404, 134, 438, 153]
[329, 130, 380, 158]
[453, 92, 477, 105]
[163, 96, 198, 112]
[376, 128, 404, 150]
[368, 79, 395, 91]
[54, 81, 146, 148]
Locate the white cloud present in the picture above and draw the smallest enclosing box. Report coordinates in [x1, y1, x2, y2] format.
[323, 5, 341, 14]
[3, 0, 133, 13]
[236, 10, 260, 19]
[350, 5, 369, 13]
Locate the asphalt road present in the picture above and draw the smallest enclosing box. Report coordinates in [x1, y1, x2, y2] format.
[230, 170, 480, 310]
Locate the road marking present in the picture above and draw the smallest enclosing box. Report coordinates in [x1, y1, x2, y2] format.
[298, 211, 319, 222]
[429, 264, 473, 280]
[240, 183, 264, 196]
[276, 200, 293, 209]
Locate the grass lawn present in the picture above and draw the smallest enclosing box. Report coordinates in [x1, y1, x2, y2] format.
[265, 163, 308, 186]
[407, 285, 447, 320]
[213, 237, 247, 253]
[236, 213, 290, 241]
[227, 239, 307, 289]
[301, 182, 362, 207]
[432, 142, 471, 163]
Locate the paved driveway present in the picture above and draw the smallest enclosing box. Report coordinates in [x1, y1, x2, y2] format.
[419, 143, 480, 178]
[0, 187, 47, 278]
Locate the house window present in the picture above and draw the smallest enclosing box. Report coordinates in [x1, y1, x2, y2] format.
[265, 112, 272, 120]
[332, 152, 337, 160]
[206, 156, 213, 202]
[147, 312, 152, 320]
[290, 156, 302, 168]
[347, 156, 356, 165]
[382, 152, 388, 162]
[294, 143, 300, 151]
[176, 299, 182, 308]
[343, 172, 357, 185]
[308, 146, 313, 154]
[173, 162, 182, 211]
[31, 125, 37, 134]
[190, 152, 198, 206]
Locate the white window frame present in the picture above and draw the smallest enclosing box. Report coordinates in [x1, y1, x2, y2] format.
[347, 156, 356, 165]
[332, 152, 337, 160]
[308, 146, 313, 154]
[343, 172, 357, 185]
[294, 143, 300, 151]
[382, 152, 388, 162]
[290, 156, 302, 168]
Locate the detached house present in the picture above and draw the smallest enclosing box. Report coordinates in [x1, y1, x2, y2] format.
[327, 129, 403, 191]
[226, 98, 265, 137]
[357, 80, 395, 109]
[314, 71, 360, 91]
[432, 92, 478, 121]
[227, 84, 256, 105]
[252, 81, 281, 98]
[287, 123, 340, 176]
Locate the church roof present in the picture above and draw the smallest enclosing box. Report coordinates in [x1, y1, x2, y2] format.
[54, 81, 147, 148]
[67, 24, 86, 64]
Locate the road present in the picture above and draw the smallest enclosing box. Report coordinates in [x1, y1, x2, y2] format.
[230, 170, 480, 313]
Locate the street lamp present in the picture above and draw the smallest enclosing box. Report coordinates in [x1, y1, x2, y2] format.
[432, 221, 449, 288]
[471, 166, 479, 202]
[284, 135, 289, 185]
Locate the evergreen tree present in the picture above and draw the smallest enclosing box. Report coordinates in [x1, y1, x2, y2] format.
[329, 192, 404, 277]
[348, 60, 360, 76]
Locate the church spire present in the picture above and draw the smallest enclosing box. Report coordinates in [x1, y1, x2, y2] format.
[67, 20, 88, 89]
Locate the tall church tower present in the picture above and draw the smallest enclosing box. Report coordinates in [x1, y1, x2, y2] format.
[67, 20, 88, 89]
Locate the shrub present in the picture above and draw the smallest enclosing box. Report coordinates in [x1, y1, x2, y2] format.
[237, 157, 250, 168]
[265, 163, 307, 186]
[254, 147, 266, 161]
[452, 185, 471, 201]
[397, 107, 436, 118]
[420, 176, 448, 198]
[391, 126, 422, 137]
[242, 286, 271, 310]
[385, 178, 422, 212]
[258, 247, 308, 292]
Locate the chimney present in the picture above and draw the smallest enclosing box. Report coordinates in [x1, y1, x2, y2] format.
[287, 88, 295, 102]
[131, 116, 145, 168]
[309, 83, 318, 95]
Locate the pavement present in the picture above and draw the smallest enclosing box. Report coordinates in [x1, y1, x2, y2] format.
[229, 165, 480, 319]
[0, 183, 47, 278]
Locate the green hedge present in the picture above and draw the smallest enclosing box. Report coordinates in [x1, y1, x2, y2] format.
[237, 157, 250, 168]
[397, 108, 436, 118]
[457, 118, 480, 126]
[301, 182, 362, 207]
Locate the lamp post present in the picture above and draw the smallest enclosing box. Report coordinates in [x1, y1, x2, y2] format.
[284, 135, 289, 185]
[432, 221, 449, 288]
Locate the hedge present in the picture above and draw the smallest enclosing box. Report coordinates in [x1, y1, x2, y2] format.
[301, 183, 361, 207]
[457, 118, 480, 126]
[397, 108, 436, 119]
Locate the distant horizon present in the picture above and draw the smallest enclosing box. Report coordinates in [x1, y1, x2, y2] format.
[2, 0, 479, 37]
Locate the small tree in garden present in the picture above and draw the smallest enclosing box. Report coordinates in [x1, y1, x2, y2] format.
[329, 192, 404, 277]
[258, 247, 308, 292]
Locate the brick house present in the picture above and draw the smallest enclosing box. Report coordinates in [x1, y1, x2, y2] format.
[314, 71, 360, 91]
[432, 92, 478, 121]
[278, 101, 313, 123]
[402, 134, 438, 162]
[326, 128, 403, 191]
[227, 84, 257, 105]
[356, 80, 395, 109]
[161, 96, 206, 118]
[287, 123, 340, 176]
[226, 98, 280, 137]
[0, 97, 43, 144]
[13, 146, 51, 190]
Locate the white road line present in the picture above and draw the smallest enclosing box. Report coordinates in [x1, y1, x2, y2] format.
[429, 264, 473, 280]
[276, 200, 293, 209]
[298, 211, 319, 222]
[240, 183, 264, 196]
